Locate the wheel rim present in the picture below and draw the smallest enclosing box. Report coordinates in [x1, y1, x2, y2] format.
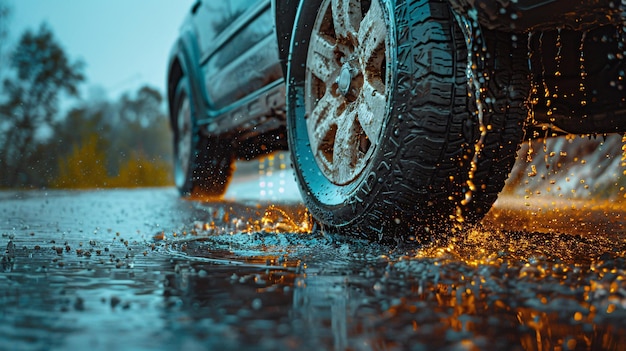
[304, 0, 390, 185]
[175, 95, 192, 189]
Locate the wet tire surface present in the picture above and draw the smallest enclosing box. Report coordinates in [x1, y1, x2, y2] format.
[1, 186, 625, 351]
[288, 0, 476, 243]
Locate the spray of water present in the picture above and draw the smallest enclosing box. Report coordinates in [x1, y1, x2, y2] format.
[453, 9, 489, 221]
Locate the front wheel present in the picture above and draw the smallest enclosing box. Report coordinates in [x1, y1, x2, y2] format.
[287, 0, 475, 243]
[286, 0, 528, 243]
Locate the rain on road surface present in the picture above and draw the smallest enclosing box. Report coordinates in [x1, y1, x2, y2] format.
[1, 165, 625, 351]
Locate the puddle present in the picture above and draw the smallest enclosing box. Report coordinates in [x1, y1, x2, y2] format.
[0, 188, 625, 350]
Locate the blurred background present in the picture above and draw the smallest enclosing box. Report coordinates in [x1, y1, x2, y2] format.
[0, 0, 624, 203]
[0, 0, 193, 189]
[504, 135, 626, 203]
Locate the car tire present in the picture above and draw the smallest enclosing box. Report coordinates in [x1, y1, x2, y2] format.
[286, 0, 528, 243]
[287, 0, 473, 243]
[456, 29, 530, 223]
[173, 77, 234, 197]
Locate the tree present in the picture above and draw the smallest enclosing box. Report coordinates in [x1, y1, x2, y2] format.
[37, 102, 113, 186]
[47, 84, 173, 188]
[119, 85, 163, 127]
[108, 85, 172, 175]
[110, 150, 172, 188]
[0, 0, 10, 72]
[52, 133, 109, 189]
[0, 23, 84, 187]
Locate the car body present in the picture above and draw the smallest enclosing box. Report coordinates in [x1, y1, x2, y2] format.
[166, 1, 289, 162]
[167, 0, 625, 243]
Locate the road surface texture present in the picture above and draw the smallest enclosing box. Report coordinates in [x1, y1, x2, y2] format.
[1, 167, 625, 350]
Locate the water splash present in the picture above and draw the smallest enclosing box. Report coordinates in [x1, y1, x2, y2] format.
[535, 32, 547, 112]
[260, 205, 312, 233]
[154, 204, 312, 242]
[506, 134, 626, 202]
[579, 31, 588, 108]
[453, 9, 488, 219]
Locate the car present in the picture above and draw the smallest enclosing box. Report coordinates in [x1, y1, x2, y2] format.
[166, 0, 626, 244]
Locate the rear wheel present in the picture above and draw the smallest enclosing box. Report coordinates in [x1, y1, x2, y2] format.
[173, 78, 234, 197]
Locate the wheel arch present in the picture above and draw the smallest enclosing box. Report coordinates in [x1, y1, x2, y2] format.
[272, 0, 300, 78]
[166, 30, 209, 129]
[166, 52, 184, 129]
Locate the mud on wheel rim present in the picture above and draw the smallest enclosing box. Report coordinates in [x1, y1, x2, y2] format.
[304, 0, 391, 185]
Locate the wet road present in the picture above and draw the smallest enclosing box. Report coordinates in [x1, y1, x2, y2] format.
[1, 180, 625, 350]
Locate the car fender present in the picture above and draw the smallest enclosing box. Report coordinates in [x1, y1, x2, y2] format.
[166, 28, 211, 128]
[272, 0, 300, 79]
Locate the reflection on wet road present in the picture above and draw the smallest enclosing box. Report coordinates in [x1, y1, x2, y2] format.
[1, 188, 625, 350]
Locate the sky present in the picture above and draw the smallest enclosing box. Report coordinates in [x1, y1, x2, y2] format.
[6, 0, 194, 101]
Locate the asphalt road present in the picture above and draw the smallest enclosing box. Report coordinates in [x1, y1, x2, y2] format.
[1, 174, 625, 350]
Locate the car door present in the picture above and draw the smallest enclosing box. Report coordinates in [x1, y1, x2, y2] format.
[195, 0, 281, 112]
